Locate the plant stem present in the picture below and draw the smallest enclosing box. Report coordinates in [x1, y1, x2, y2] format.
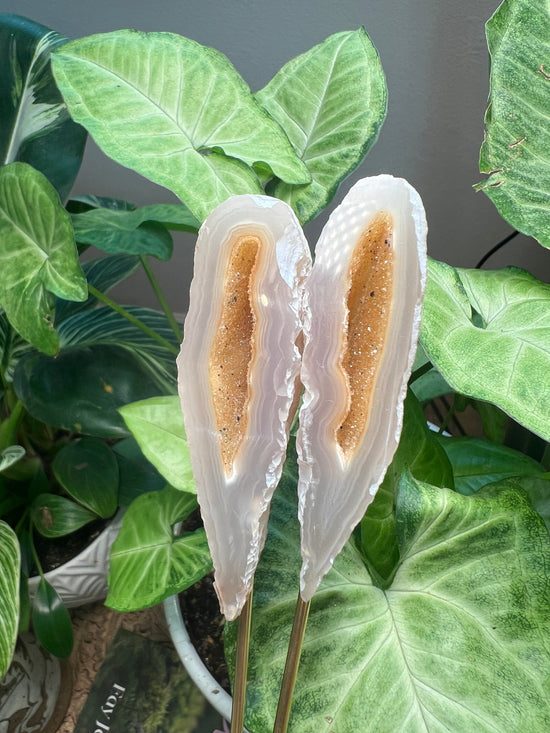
[0, 398, 25, 452]
[139, 255, 183, 342]
[88, 283, 179, 356]
[231, 588, 254, 733]
[272, 594, 311, 733]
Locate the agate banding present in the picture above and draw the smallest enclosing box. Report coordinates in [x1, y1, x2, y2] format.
[297, 175, 427, 602]
[178, 195, 311, 621]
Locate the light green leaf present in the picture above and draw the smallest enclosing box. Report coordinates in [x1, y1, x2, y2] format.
[232, 468, 550, 732]
[52, 437, 118, 518]
[476, 0, 550, 247]
[0, 520, 20, 678]
[52, 30, 310, 221]
[0, 13, 86, 200]
[106, 485, 211, 612]
[0, 162, 87, 354]
[438, 435, 543, 495]
[257, 28, 387, 223]
[118, 396, 194, 492]
[361, 391, 453, 583]
[420, 260, 550, 441]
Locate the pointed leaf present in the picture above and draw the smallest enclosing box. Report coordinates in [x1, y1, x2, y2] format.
[106, 485, 211, 612]
[31, 493, 97, 537]
[32, 577, 73, 657]
[71, 209, 173, 259]
[52, 31, 310, 221]
[0, 520, 20, 678]
[476, 0, 550, 247]
[420, 260, 550, 441]
[437, 435, 543, 495]
[0, 162, 87, 354]
[70, 203, 200, 255]
[0, 13, 86, 200]
[230, 467, 550, 732]
[52, 437, 118, 518]
[118, 396, 194, 491]
[257, 29, 387, 223]
[14, 344, 166, 437]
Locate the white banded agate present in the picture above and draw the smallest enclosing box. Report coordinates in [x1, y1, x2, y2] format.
[177, 194, 311, 621]
[297, 175, 427, 602]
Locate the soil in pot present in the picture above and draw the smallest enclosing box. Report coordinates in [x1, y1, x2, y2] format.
[178, 572, 230, 694]
[32, 517, 109, 574]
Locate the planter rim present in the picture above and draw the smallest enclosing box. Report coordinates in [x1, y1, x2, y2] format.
[164, 593, 249, 730]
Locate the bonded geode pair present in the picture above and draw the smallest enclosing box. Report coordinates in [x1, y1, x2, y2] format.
[178, 175, 427, 621]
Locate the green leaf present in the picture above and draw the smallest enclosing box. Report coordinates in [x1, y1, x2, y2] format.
[420, 260, 550, 441]
[476, 0, 550, 247]
[55, 254, 140, 323]
[437, 435, 543, 495]
[0, 162, 88, 354]
[71, 210, 173, 260]
[257, 28, 387, 223]
[31, 493, 98, 537]
[0, 520, 20, 678]
[0, 445, 25, 472]
[52, 30, 311, 222]
[32, 576, 73, 657]
[52, 437, 118, 518]
[14, 344, 167, 438]
[513, 475, 550, 532]
[106, 485, 211, 612]
[71, 204, 200, 257]
[113, 437, 166, 506]
[232, 468, 550, 732]
[57, 306, 179, 394]
[118, 396, 194, 492]
[361, 391, 453, 583]
[0, 13, 86, 200]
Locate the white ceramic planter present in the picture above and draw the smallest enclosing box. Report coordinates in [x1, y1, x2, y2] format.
[28, 511, 123, 608]
[164, 593, 246, 728]
[0, 633, 71, 733]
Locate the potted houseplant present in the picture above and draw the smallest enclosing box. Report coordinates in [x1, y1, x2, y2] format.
[0, 13, 199, 679]
[35, 0, 550, 729]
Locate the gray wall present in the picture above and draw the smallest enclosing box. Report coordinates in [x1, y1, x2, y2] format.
[6, 0, 548, 313]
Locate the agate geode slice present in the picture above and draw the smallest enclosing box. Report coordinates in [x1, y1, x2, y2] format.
[177, 194, 311, 621]
[297, 175, 428, 601]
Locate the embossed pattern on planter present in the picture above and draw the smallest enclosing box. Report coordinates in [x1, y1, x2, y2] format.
[28, 512, 123, 608]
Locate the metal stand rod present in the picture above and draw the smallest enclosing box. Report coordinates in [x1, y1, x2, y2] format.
[231, 589, 254, 733]
[272, 594, 311, 733]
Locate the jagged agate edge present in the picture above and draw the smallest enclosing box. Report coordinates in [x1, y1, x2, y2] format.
[177, 194, 311, 621]
[297, 175, 428, 602]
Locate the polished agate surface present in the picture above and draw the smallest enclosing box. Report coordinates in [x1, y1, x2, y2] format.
[297, 175, 427, 601]
[178, 194, 311, 620]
